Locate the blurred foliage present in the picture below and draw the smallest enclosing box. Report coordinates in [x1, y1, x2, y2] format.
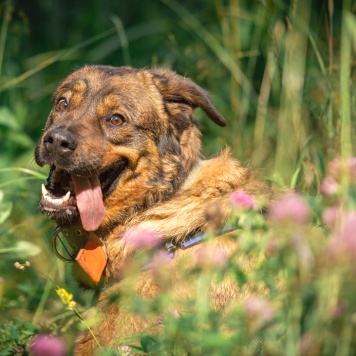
[2, 0, 352, 168]
[0, 0, 356, 354]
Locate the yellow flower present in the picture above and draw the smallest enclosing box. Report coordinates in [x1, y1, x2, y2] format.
[56, 288, 77, 308]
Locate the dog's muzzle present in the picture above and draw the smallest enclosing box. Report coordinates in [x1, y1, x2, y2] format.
[43, 128, 78, 159]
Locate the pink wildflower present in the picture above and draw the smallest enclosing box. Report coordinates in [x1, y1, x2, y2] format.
[298, 333, 315, 355]
[168, 309, 180, 318]
[326, 156, 356, 184]
[327, 211, 356, 259]
[350, 157, 356, 180]
[119, 345, 131, 352]
[245, 295, 275, 324]
[150, 250, 173, 267]
[123, 228, 161, 249]
[158, 309, 181, 324]
[268, 194, 310, 224]
[331, 301, 347, 319]
[230, 191, 257, 210]
[323, 206, 340, 226]
[320, 175, 339, 196]
[195, 245, 228, 268]
[148, 250, 174, 281]
[335, 212, 356, 252]
[30, 334, 67, 356]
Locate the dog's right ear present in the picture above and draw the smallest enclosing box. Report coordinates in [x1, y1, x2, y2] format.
[150, 69, 226, 127]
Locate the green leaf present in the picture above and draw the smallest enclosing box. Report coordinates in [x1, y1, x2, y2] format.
[9, 326, 18, 343]
[234, 265, 247, 286]
[345, 11, 356, 52]
[0, 348, 14, 356]
[0, 107, 19, 130]
[0, 168, 47, 180]
[7, 131, 34, 148]
[0, 241, 41, 257]
[0, 201, 12, 225]
[13, 318, 37, 334]
[140, 335, 160, 353]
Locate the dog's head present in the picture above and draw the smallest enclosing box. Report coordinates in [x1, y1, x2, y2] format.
[35, 65, 226, 231]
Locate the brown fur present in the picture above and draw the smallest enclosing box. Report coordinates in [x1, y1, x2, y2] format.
[35, 65, 273, 354]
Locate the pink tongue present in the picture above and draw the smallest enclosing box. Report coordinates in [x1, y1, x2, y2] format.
[71, 175, 106, 231]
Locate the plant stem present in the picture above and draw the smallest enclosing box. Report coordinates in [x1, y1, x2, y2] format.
[0, 0, 12, 76]
[339, 3, 353, 201]
[274, 0, 311, 186]
[32, 273, 55, 325]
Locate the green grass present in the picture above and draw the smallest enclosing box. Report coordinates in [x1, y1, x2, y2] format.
[0, 0, 356, 354]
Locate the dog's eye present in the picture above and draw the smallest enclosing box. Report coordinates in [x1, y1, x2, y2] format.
[56, 98, 68, 112]
[108, 114, 125, 127]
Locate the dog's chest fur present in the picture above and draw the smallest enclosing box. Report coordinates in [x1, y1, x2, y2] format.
[74, 151, 272, 354]
[93, 152, 269, 280]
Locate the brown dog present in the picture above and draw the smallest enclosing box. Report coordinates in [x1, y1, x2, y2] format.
[35, 65, 273, 353]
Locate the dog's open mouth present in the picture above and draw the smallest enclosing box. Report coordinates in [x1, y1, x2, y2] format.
[40, 161, 127, 231]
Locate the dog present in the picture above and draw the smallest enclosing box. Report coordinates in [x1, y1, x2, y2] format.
[35, 65, 273, 354]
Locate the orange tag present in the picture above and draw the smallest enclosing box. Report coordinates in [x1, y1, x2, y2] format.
[75, 239, 107, 284]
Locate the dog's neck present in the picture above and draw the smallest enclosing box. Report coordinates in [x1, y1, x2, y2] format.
[100, 150, 272, 282]
[96, 126, 202, 235]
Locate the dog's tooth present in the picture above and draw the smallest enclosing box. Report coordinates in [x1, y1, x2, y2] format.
[52, 197, 64, 205]
[63, 191, 71, 202]
[42, 184, 49, 196]
[43, 192, 65, 206]
[43, 194, 53, 203]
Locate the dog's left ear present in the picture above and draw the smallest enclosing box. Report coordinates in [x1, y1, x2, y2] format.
[151, 69, 226, 127]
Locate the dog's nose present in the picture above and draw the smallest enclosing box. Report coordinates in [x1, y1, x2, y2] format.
[43, 129, 77, 156]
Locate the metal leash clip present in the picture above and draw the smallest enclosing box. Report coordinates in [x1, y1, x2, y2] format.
[52, 225, 88, 262]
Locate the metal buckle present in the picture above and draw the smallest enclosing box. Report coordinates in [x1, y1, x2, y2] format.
[165, 240, 177, 253]
[52, 226, 88, 262]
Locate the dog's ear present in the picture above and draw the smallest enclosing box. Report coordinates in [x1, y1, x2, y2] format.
[150, 69, 226, 127]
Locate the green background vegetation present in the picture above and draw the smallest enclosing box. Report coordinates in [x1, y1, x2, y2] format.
[1, 0, 356, 354]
